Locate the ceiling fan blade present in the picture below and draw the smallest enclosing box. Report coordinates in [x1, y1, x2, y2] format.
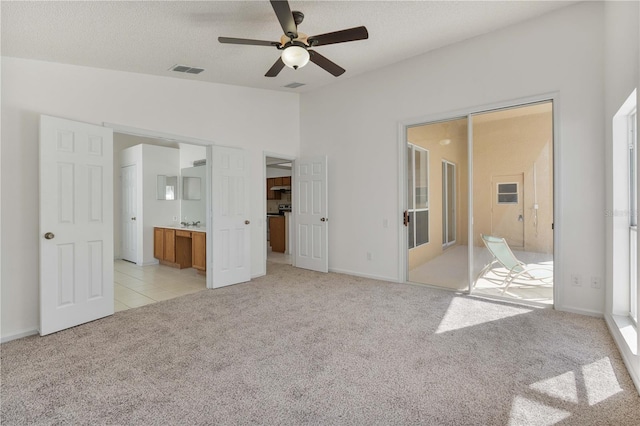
[308, 26, 369, 47]
[309, 50, 345, 77]
[265, 57, 286, 77]
[218, 37, 279, 47]
[270, 0, 297, 39]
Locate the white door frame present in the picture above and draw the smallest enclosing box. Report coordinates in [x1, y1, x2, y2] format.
[263, 152, 297, 270]
[397, 92, 561, 308]
[121, 164, 138, 263]
[442, 159, 457, 249]
[104, 123, 216, 289]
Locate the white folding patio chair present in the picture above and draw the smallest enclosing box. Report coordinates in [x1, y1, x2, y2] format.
[475, 234, 553, 294]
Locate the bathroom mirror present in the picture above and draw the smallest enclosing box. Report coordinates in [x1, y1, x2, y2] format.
[183, 177, 201, 200]
[157, 175, 178, 200]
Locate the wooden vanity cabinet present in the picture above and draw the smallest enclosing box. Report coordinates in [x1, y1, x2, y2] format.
[192, 232, 206, 272]
[154, 227, 176, 263]
[154, 227, 206, 272]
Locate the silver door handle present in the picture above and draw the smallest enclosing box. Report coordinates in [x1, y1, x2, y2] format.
[44, 232, 55, 240]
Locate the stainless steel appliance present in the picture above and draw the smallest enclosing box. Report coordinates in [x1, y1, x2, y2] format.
[278, 203, 291, 215]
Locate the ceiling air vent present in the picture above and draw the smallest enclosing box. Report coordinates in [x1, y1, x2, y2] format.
[170, 64, 205, 74]
[283, 82, 305, 89]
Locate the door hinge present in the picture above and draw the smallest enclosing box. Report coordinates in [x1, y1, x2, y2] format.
[403, 210, 410, 227]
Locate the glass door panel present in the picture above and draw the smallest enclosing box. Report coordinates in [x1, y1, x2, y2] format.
[471, 102, 554, 305]
[407, 118, 468, 290]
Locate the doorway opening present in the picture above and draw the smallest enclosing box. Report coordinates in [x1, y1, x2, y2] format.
[405, 100, 554, 306]
[113, 132, 209, 312]
[407, 117, 469, 291]
[265, 155, 294, 267]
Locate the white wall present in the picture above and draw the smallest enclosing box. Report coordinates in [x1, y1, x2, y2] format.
[266, 166, 292, 178]
[0, 59, 299, 339]
[300, 2, 606, 314]
[139, 144, 181, 265]
[179, 143, 206, 169]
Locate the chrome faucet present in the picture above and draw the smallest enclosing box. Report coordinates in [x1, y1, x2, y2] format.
[180, 221, 189, 227]
[191, 221, 201, 227]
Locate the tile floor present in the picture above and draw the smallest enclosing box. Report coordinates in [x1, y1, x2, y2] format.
[267, 246, 291, 265]
[114, 260, 207, 312]
[409, 245, 553, 306]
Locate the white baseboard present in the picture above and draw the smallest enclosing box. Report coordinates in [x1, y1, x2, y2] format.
[554, 305, 604, 317]
[328, 268, 399, 283]
[1, 328, 38, 343]
[605, 314, 640, 394]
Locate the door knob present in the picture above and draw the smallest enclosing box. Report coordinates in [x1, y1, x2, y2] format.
[320, 217, 328, 222]
[245, 220, 250, 225]
[44, 232, 55, 240]
[131, 217, 136, 221]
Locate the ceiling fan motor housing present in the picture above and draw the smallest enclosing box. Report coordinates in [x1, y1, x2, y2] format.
[292, 11, 304, 26]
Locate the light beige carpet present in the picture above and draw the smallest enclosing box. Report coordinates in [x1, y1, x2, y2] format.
[2, 262, 639, 425]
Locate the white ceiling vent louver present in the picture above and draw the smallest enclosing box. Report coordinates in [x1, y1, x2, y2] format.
[283, 82, 305, 89]
[170, 64, 204, 74]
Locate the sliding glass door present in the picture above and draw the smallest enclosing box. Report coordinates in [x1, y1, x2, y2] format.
[471, 102, 554, 305]
[405, 101, 554, 306]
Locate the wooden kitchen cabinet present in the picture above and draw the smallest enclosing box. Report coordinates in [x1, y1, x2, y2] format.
[192, 232, 206, 272]
[269, 216, 286, 253]
[282, 176, 291, 186]
[266, 177, 281, 200]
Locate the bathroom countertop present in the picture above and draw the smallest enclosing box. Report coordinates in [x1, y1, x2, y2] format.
[158, 225, 206, 233]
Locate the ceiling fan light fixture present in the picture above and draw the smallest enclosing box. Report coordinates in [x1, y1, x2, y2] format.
[281, 44, 310, 70]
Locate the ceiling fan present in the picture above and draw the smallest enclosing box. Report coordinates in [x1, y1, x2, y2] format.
[218, 0, 369, 77]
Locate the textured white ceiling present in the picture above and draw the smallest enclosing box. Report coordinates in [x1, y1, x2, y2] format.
[1, 1, 576, 93]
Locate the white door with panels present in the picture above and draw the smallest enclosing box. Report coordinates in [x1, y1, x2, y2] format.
[39, 115, 114, 336]
[211, 145, 251, 288]
[121, 164, 138, 263]
[294, 156, 328, 272]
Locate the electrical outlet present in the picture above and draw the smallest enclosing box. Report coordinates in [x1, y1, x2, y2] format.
[367, 252, 372, 261]
[590, 276, 602, 289]
[571, 274, 582, 287]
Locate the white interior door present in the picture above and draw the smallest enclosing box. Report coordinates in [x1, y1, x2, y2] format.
[294, 156, 328, 272]
[121, 164, 137, 263]
[40, 115, 114, 336]
[211, 145, 251, 288]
